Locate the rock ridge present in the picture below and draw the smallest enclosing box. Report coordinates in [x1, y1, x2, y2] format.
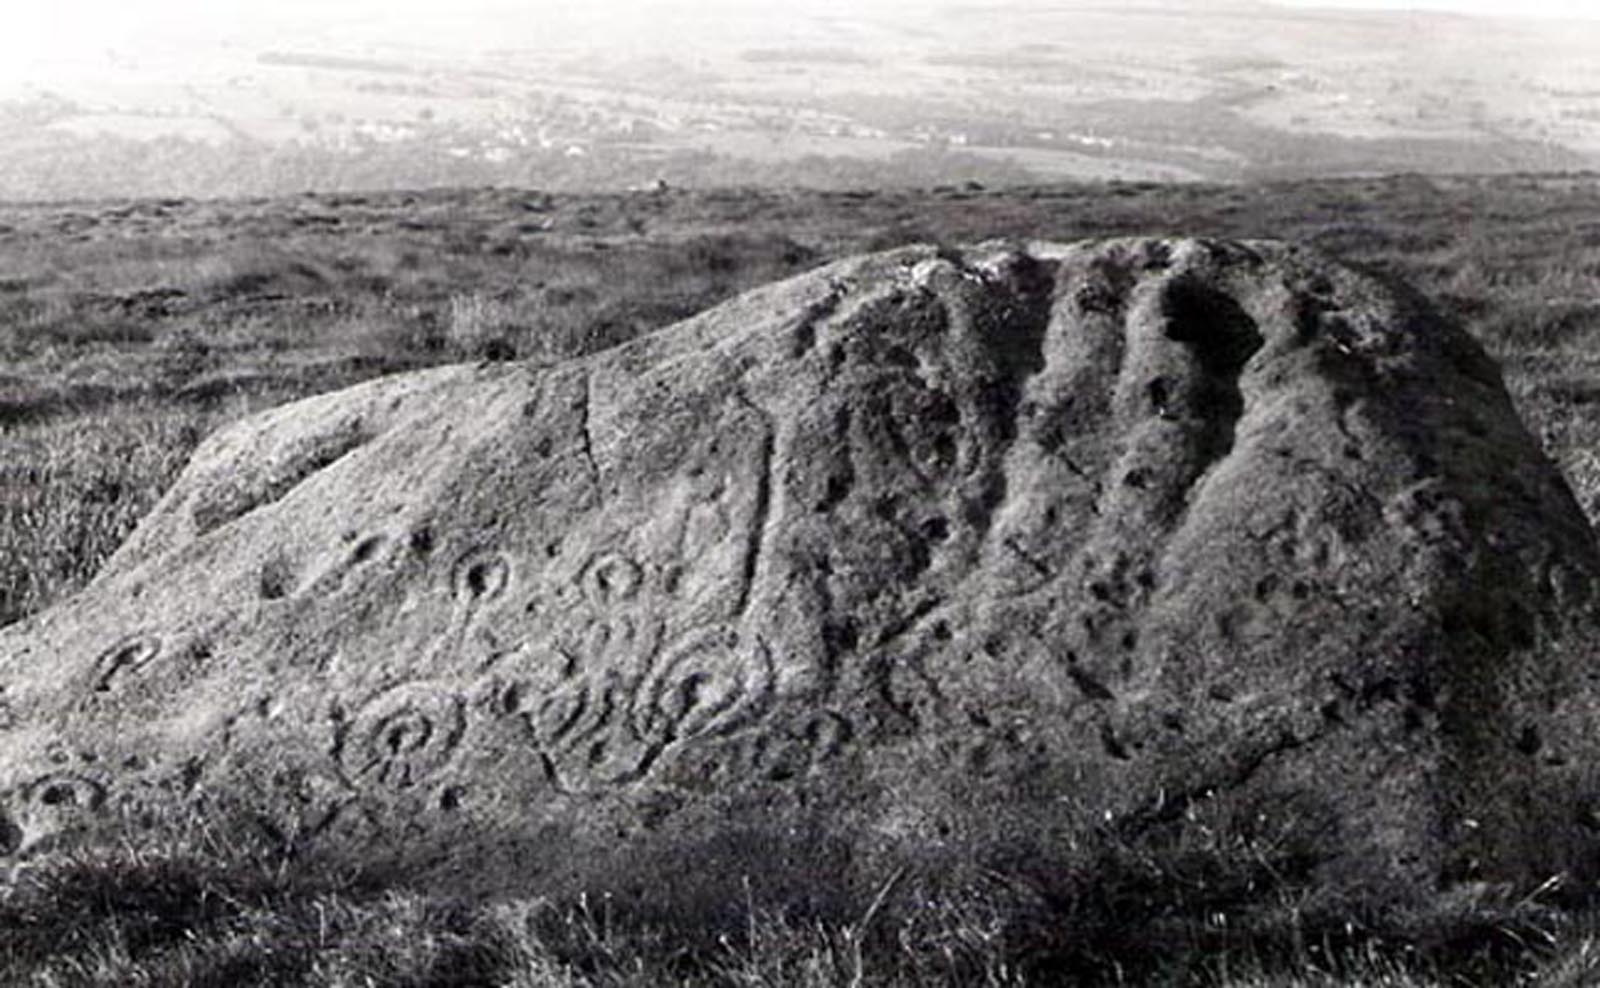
[1, 236, 1597, 917]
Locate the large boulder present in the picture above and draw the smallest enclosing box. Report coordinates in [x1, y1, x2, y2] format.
[3, 238, 1598, 917]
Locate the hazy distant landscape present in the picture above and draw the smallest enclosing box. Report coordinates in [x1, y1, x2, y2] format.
[3, 0, 1598, 201]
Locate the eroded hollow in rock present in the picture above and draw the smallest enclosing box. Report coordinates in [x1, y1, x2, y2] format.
[1156, 275, 1263, 461]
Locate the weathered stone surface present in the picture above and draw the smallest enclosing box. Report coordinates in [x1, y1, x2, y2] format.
[3, 238, 1599, 915]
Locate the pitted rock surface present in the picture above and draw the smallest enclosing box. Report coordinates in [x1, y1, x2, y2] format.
[3, 238, 1599, 913]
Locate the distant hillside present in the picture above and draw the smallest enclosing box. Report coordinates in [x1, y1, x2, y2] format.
[1, 1, 1596, 200]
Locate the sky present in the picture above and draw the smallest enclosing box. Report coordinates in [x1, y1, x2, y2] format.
[1269, 0, 1600, 15]
[9, 0, 1600, 54]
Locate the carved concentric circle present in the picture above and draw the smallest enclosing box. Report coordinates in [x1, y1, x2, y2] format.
[495, 645, 597, 749]
[453, 549, 512, 605]
[341, 683, 466, 790]
[0, 773, 109, 854]
[92, 635, 162, 693]
[24, 772, 107, 814]
[642, 628, 774, 742]
[582, 551, 644, 607]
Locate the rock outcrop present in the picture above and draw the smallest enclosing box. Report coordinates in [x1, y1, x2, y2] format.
[3, 238, 1598, 917]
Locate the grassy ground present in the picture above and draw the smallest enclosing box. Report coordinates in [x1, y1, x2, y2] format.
[4, 173, 1600, 983]
[2, 810, 1599, 986]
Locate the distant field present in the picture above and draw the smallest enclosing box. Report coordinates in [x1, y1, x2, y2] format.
[6, 173, 1600, 985]
[3, 2, 1598, 200]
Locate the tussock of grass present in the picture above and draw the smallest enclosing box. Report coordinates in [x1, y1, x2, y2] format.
[0, 403, 217, 626]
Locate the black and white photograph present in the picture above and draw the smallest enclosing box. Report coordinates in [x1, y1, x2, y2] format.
[2, 1, 1599, 984]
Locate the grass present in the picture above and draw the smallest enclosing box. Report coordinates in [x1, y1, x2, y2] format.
[5, 172, 1600, 982]
[1, 809, 1599, 986]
